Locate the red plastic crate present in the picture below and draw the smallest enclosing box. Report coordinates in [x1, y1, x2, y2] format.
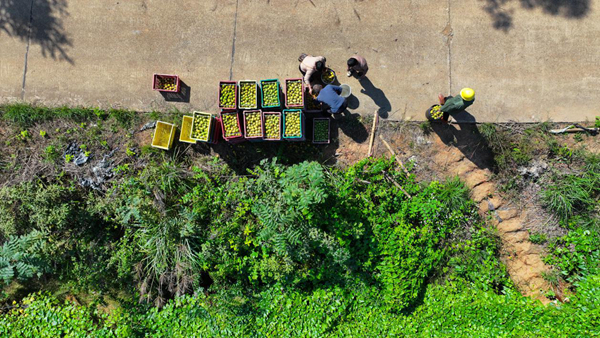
[263, 111, 282, 141]
[220, 110, 244, 142]
[210, 117, 222, 145]
[218, 81, 238, 109]
[284, 78, 304, 108]
[243, 110, 264, 140]
[152, 74, 180, 93]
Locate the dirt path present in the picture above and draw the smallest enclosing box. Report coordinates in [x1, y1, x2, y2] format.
[425, 129, 551, 303]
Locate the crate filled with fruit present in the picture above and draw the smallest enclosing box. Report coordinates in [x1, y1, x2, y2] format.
[260, 79, 281, 108]
[304, 88, 322, 113]
[263, 112, 282, 141]
[284, 78, 304, 108]
[220, 110, 243, 141]
[190, 112, 215, 143]
[283, 109, 304, 141]
[243, 110, 264, 140]
[238, 80, 258, 109]
[218, 81, 238, 109]
[153, 74, 180, 92]
[312, 117, 330, 144]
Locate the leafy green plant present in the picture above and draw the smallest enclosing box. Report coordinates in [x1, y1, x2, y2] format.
[19, 130, 30, 141]
[529, 232, 548, 244]
[65, 154, 74, 163]
[43, 145, 60, 163]
[39, 130, 46, 137]
[0, 230, 49, 284]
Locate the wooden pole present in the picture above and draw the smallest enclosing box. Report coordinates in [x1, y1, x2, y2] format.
[367, 112, 379, 157]
[379, 135, 409, 176]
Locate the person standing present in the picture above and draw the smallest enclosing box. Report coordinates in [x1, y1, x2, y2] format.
[347, 54, 368, 78]
[436, 88, 475, 123]
[312, 84, 347, 114]
[299, 54, 326, 95]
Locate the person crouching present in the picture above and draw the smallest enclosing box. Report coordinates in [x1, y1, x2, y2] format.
[312, 84, 347, 114]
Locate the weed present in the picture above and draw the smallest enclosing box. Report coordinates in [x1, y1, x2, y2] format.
[573, 133, 584, 142]
[39, 130, 47, 138]
[79, 144, 87, 151]
[419, 121, 432, 134]
[529, 232, 547, 244]
[113, 164, 130, 175]
[595, 117, 600, 129]
[19, 130, 30, 141]
[109, 109, 136, 129]
[140, 145, 158, 156]
[65, 154, 74, 163]
[542, 269, 561, 288]
[126, 148, 136, 157]
[43, 146, 60, 163]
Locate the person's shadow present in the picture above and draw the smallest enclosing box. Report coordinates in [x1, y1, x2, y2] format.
[336, 110, 369, 144]
[430, 111, 495, 171]
[358, 77, 391, 118]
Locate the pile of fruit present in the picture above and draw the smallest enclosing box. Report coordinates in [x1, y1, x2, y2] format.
[157, 77, 177, 91]
[429, 105, 443, 120]
[262, 81, 279, 107]
[264, 114, 281, 139]
[220, 84, 236, 108]
[244, 111, 263, 138]
[313, 119, 329, 143]
[284, 111, 302, 138]
[239, 82, 257, 108]
[305, 91, 321, 111]
[222, 113, 241, 138]
[286, 80, 303, 106]
[191, 114, 211, 141]
[322, 68, 336, 84]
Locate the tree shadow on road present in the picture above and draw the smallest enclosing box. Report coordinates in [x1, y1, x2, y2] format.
[482, 0, 590, 32]
[358, 77, 391, 119]
[431, 111, 496, 171]
[0, 0, 73, 63]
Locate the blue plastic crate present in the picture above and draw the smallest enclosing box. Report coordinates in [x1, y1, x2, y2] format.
[282, 109, 305, 141]
[260, 79, 281, 108]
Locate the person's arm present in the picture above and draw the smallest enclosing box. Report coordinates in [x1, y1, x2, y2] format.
[330, 85, 342, 94]
[304, 69, 314, 93]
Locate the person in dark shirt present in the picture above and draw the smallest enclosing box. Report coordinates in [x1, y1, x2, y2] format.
[312, 84, 347, 114]
[438, 88, 475, 123]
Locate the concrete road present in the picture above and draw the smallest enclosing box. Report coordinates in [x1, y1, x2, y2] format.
[0, 0, 599, 122]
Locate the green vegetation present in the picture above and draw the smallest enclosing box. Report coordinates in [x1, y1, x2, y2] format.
[0, 105, 598, 335]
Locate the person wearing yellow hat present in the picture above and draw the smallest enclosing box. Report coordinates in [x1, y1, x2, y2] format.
[434, 88, 475, 123]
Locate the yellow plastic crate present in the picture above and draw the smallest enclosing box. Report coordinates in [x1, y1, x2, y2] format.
[179, 116, 197, 144]
[151, 121, 176, 150]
